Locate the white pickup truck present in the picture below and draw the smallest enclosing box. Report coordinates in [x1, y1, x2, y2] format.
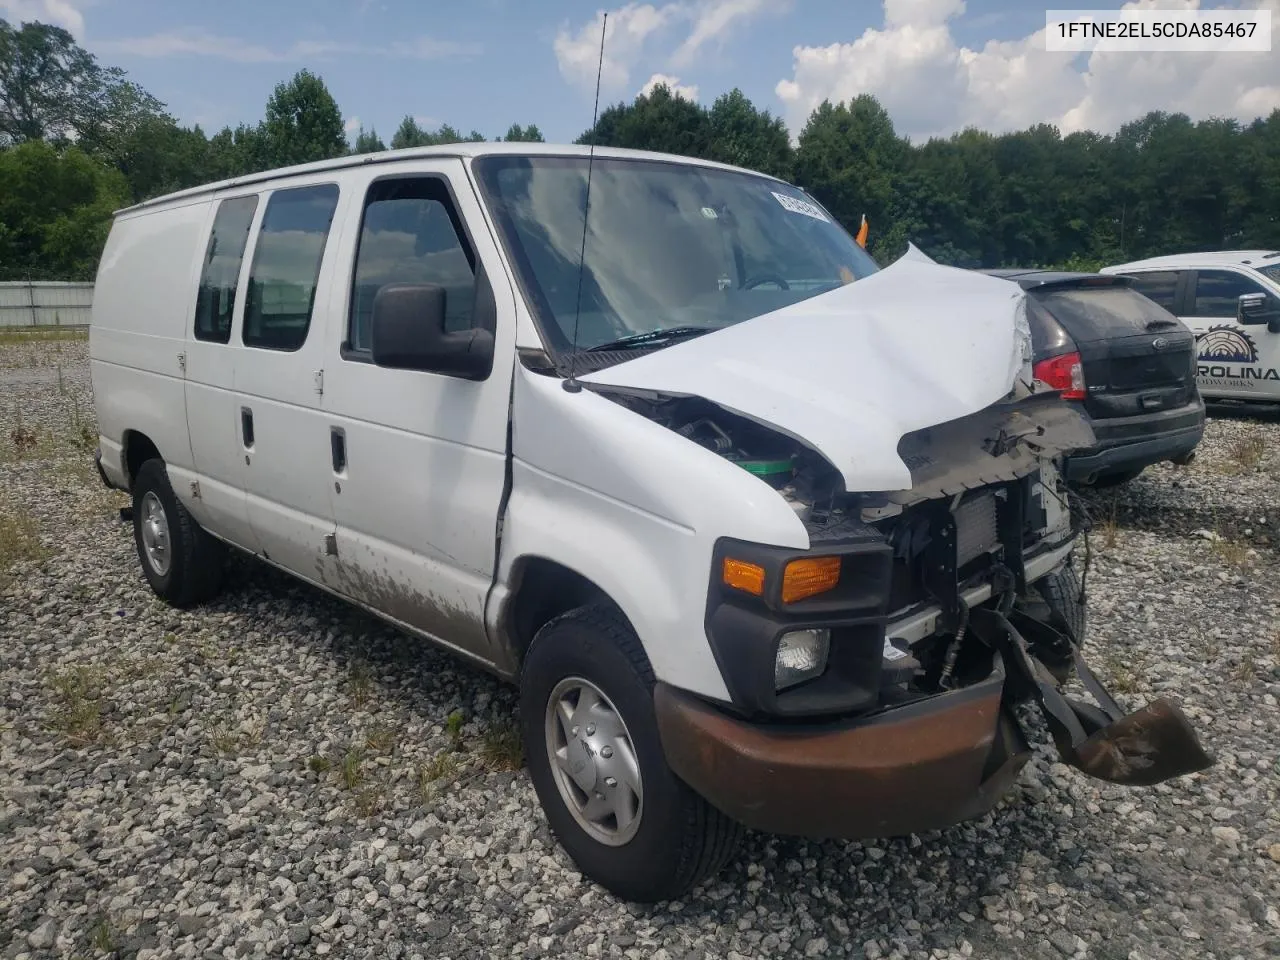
[89, 143, 1211, 902]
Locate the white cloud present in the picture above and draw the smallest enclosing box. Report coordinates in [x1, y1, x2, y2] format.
[670, 0, 789, 67]
[638, 72, 700, 100]
[94, 30, 480, 63]
[555, 0, 785, 93]
[0, 0, 86, 36]
[554, 4, 682, 92]
[776, 0, 1280, 140]
[345, 116, 361, 135]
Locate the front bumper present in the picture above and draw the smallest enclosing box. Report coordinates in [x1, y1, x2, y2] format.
[1064, 400, 1204, 482]
[654, 653, 1032, 839]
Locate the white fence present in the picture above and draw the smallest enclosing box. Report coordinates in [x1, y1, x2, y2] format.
[0, 281, 94, 328]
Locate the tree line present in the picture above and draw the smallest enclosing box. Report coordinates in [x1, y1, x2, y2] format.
[2, 16, 1277, 282]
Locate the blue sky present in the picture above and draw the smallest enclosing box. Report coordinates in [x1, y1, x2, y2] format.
[3, 0, 1277, 144]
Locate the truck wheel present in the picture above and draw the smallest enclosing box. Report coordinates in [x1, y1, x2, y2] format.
[519, 604, 742, 902]
[1038, 563, 1086, 646]
[131, 459, 225, 607]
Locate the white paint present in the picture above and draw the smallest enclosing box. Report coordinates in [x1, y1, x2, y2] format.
[584, 257, 1033, 493]
[1103, 250, 1280, 402]
[90, 144, 1073, 713]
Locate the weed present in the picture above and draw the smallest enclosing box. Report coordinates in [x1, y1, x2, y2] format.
[365, 723, 396, 754]
[0, 506, 45, 588]
[1099, 497, 1119, 549]
[307, 754, 333, 774]
[210, 725, 239, 755]
[480, 722, 524, 772]
[88, 916, 117, 952]
[10, 424, 37, 457]
[352, 786, 383, 816]
[446, 709, 465, 750]
[1233, 655, 1257, 688]
[348, 660, 373, 708]
[1211, 537, 1251, 568]
[340, 745, 365, 789]
[49, 666, 105, 746]
[1103, 652, 1139, 695]
[1225, 430, 1266, 473]
[418, 752, 459, 804]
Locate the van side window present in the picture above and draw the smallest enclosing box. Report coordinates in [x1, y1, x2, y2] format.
[194, 196, 258, 343]
[1123, 271, 1179, 311]
[1192, 270, 1275, 320]
[243, 184, 340, 351]
[347, 177, 476, 355]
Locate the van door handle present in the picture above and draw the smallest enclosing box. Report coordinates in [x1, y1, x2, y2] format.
[330, 427, 346, 474]
[241, 407, 254, 448]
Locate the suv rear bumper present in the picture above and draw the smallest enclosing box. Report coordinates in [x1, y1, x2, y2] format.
[1064, 398, 1204, 482]
[653, 652, 1031, 839]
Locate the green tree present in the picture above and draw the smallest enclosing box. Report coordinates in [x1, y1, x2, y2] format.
[390, 115, 485, 148]
[502, 123, 545, 142]
[0, 19, 166, 148]
[260, 69, 347, 168]
[0, 140, 130, 280]
[793, 96, 909, 248]
[579, 83, 712, 157]
[706, 89, 792, 179]
[353, 127, 386, 153]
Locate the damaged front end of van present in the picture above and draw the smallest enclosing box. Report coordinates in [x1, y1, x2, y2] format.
[582, 258, 1212, 841]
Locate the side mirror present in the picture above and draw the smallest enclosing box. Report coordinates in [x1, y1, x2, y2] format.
[1238, 292, 1269, 324]
[370, 283, 494, 380]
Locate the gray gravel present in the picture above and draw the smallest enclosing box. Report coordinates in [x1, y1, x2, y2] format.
[3, 339, 1279, 960]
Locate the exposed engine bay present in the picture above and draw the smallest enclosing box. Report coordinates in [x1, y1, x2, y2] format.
[602, 385, 1213, 789]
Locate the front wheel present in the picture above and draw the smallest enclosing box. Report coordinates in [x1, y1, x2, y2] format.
[131, 459, 225, 607]
[520, 605, 741, 902]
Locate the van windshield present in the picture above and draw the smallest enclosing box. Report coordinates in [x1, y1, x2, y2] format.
[471, 155, 879, 361]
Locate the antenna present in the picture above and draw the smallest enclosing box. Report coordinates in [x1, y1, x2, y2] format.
[563, 11, 607, 394]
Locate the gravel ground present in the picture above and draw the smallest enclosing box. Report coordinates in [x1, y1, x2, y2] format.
[2, 336, 1279, 960]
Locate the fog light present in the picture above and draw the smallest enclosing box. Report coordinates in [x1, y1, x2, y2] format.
[775, 628, 830, 691]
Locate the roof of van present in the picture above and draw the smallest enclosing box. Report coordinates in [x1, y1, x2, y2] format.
[1102, 250, 1280, 272]
[116, 142, 793, 215]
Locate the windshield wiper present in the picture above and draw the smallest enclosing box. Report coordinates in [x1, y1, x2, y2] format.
[584, 326, 715, 353]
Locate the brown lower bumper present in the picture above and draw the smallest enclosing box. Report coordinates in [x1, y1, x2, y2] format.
[654, 655, 1031, 839]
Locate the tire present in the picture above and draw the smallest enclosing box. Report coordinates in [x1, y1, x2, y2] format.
[1037, 562, 1086, 646]
[1085, 467, 1143, 489]
[519, 604, 742, 902]
[131, 458, 225, 606]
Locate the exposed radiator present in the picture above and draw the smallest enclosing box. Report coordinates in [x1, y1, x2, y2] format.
[953, 493, 999, 566]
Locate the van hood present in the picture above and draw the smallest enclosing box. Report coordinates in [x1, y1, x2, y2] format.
[581, 258, 1035, 493]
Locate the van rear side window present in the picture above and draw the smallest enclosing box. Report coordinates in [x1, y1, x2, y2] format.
[243, 184, 340, 351]
[194, 196, 258, 343]
[347, 177, 476, 355]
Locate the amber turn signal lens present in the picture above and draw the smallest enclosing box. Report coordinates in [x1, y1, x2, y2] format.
[722, 558, 766, 596]
[781, 556, 841, 603]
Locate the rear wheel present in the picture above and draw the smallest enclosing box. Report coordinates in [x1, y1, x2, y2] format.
[131, 459, 225, 606]
[520, 604, 741, 902]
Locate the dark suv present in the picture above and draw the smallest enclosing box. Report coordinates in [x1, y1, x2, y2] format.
[984, 270, 1205, 487]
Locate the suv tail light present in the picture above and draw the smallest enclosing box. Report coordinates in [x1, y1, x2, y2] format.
[1034, 351, 1086, 400]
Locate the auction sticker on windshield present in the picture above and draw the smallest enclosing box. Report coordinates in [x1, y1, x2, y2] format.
[772, 192, 829, 222]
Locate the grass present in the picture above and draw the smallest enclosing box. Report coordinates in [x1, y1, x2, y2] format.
[87, 916, 118, 953]
[210, 725, 239, 755]
[417, 752, 460, 804]
[347, 660, 373, 708]
[1103, 652, 1140, 695]
[351, 786, 383, 816]
[0, 506, 45, 588]
[446, 709, 465, 750]
[1224, 429, 1267, 473]
[1097, 497, 1120, 549]
[364, 723, 396, 754]
[1211, 537, 1252, 568]
[0, 326, 87, 345]
[340, 745, 365, 789]
[48, 666, 105, 746]
[480, 722, 524, 771]
[307, 754, 333, 774]
[1232, 654, 1257, 688]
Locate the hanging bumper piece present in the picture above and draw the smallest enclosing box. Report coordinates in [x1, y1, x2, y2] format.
[973, 607, 1214, 787]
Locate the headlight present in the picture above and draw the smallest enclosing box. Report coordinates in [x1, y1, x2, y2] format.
[775, 628, 830, 690]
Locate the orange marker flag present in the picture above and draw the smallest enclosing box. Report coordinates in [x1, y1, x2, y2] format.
[855, 214, 869, 248]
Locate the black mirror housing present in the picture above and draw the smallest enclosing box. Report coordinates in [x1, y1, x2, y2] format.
[370, 283, 494, 380]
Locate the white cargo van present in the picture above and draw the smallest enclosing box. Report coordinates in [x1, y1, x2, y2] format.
[90, 144, 1210, 902]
